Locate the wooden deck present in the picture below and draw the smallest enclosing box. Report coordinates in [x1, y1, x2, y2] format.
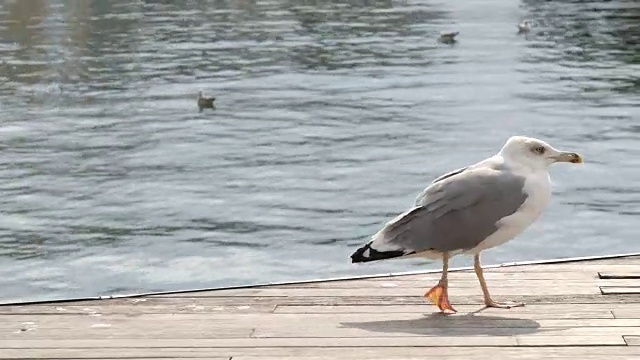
[2, 255, 640, 359]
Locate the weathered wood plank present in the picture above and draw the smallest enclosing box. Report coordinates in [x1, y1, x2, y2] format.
[515, 335, 626, 346]
[0, 337, 518, 348]
[2, 313, 636, 329]
[252, 324, 640, 339]
[601, 287, 640, 295]
[150, 286, 600, 298]
[275, 279, 639, 289]
[232, 348, 633, 360]
[1, 256, 639, 359]
[0, 314, 254, 339]
[326, 271, 599, 281]
[35, 294, 629, 306]
[0, 354, 233, 360]
[0, 302, 276, 315]
[274, 303, 616, 318]
[229, 354, 632, 360]
[0, 328, 253, 340]
[6, 290, 637, 309]
[613, 309, 640, 319]
[0, 357, 230, 360]
[2, 347, 639, 359]
[3, 313, 636, 342]
[489, 264, 640, 272]
[599, 272, 640, 279]
[625, 335, 640, 346]
[221, 345, 640, 357]
[0, 334, 629, 348]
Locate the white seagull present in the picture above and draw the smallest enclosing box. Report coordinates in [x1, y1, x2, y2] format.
[351, 136, 583, 313]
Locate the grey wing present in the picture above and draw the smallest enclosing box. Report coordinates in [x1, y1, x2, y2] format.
[372, 166, 528, 254]
[415, 166, 467, 206]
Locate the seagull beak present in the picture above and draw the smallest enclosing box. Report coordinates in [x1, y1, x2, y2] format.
[552, 152, 583, 164]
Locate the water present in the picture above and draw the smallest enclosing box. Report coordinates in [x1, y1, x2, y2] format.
[0, 0, 638, 304]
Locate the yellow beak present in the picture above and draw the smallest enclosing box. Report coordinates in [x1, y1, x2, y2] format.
[553, 152, 583, 164]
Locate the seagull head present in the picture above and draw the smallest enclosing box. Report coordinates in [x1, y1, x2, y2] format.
[499, 136, 583, 171]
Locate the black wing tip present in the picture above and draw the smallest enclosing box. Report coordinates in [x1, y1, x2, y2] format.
[350, 242, 373, 263]
[350, 241, 413, 263]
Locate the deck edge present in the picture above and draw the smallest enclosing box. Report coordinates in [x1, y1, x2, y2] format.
[2, 251, 639, 306]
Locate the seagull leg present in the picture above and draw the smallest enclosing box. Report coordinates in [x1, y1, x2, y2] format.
[424, 252, 457, 314]
[474, 254, 525, 309]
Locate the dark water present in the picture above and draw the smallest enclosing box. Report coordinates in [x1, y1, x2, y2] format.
[0, 0, 638, 303]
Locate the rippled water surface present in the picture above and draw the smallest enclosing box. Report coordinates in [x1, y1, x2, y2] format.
[0, 0, 638, 303]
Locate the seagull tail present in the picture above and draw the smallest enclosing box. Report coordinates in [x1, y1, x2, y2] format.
[351, 207, 426, 263]
[350, 240, 415, 263]
[351, 241, 397, 263]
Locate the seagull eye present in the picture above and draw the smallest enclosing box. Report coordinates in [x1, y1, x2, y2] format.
[533, 146, 546, 155]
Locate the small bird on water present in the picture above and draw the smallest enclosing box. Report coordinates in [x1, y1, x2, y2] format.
[197, 91, 215, 112]
[518, 20, 532, 34]
[350, 136, 583, 314]
[438, 31, 459, 44]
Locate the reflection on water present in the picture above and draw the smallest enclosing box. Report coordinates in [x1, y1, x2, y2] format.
[0, 0, 638, 303]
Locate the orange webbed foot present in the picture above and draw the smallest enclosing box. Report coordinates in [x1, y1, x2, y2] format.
[424, 283, 457, 314]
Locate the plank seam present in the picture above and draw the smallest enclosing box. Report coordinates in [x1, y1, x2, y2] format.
[0, 344, 629, 349]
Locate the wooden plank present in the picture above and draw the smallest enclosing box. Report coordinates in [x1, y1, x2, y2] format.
[274, 303, 616, 318]
[0, 315, 253, 338]
[3, 347, 639, 359]
[2, 292, 636, 316]
[3, 313, 636, 333]
[252, 323, 640, 339]
[599, 272, 640, 279]
[223, 346, 640, 357]
[0, 337, 518, 348]
[601, 287, 640, 295]
[3, 358, 230, 360]
[177, 294, 637, 305]
[253, 327, 640, 346]
[251, 315, 640, 328]
[231, 347, 636, 359]
[4, 294, 631, 307]
[150, 286, 600, 298]
[0, 316, 628, 342]
[613, 309, 640, 319]
[273, 303, 640, 314]
[230, 355, 632, 360]
[0, 354, 234, 360]
[489, 264, 640, 273]
[331, 271, 598, 281]
[275, 279, 639, 289]
[515, 335, 626, 346]
[625, 335, 640, 346]
[0, 257, 639, 360]
[0, 328, 253, 340]
[0, 302, 276, 315]
[0, 334, 624, 349]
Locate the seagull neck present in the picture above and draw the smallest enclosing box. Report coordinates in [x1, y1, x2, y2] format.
[496, 152, 546, 175]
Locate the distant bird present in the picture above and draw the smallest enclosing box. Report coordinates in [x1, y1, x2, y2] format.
[350, 136, 583, 314]
[518, 20, 532, 34]
[438, 31, 459, 44]
[197, 91, 215, 112]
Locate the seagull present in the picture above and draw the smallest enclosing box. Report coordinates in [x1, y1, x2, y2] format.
[197, 91, 215, 112]
[350, 136, 583, 314]
[518, 20, 532, 34]
[438, 31, 459, 44]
